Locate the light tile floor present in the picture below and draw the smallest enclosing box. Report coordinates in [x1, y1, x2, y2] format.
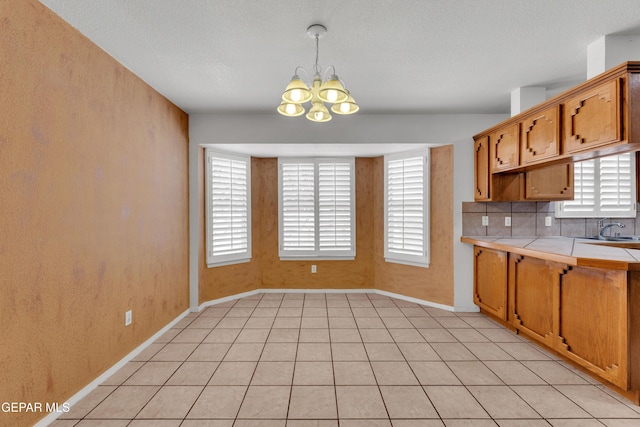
[51, 292, 640, 426]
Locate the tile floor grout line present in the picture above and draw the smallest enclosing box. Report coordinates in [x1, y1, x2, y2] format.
[58, 290, 640, 426]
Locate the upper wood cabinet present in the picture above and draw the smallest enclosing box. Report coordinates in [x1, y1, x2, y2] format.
[563, 79, 622, 154]
[524, 163, 574, 201]
[474, 136, 491, 200]
[491, 124, 520, 172]
[472, 62, 640, 202]
[521, 106, 560, 164]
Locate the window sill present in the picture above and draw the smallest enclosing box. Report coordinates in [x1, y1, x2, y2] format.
[279, 256, 355, 261]
[207, 258, 252, 268]
[384, 258, 430, 268]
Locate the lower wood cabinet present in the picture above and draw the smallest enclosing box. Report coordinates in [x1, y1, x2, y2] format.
[473, 247, 507, 320]
[556, 266, 629, 389]
[475, 246, 640, 402]
[508, 254, 556, 347]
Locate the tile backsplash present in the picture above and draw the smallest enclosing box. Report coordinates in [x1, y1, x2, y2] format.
[461, 201, 640, 238]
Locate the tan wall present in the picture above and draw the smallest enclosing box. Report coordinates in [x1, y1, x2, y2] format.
[259, 158, 375, 290]
[373, 145, 455, 306]
[0, 2, 189, 426]
[198, 153, 262, 302]
[198, 151, 454, 305]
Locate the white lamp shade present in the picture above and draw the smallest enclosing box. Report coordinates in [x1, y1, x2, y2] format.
[331, 92, 359, 115]
[318, 75, 348, 104]
[277, 102, 306, 117]
[306, 102, 332, 122]
[282, 77, 312, 104]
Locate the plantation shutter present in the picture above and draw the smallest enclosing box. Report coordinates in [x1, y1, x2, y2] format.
[318, 161, 354, 252]
[556, 153, 636, 218]
[281, 162, 316, 253]
[599, 153, 634, 215]
[279, 158, 355, 259]
[384, 149, 430, 267]
[556, 159, 596, 216]
[205, 150, 251, 267]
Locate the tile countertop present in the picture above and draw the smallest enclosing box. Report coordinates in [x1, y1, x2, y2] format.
[461, 236, 640, 271]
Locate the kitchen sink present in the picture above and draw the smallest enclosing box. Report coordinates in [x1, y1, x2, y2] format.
[581, 236, 640, 241]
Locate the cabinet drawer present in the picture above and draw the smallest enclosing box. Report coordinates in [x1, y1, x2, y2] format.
[563, 79, 622, 154]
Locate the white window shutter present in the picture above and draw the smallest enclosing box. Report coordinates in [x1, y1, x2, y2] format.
[318, 161, 355, 253]
[279, 158, 355, 259]
[557, 159, 596, 216]
[281, 162, 316, 252]
[599, 153, 634, 215]
[384, 149, 430, 267]
[205, 150, 252, 267]
[557, 153, 636, 218]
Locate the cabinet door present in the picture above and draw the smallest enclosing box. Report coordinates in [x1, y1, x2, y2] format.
[524, 163, 574, 200]
[563, 79, 622, 154]
[521, 106, 560, 164]
[556, 266, 628, 389]
[491, 124, 520, 172]
[509, 255, 557, 347]
[474, 136, 491, 201]
[474, 247, 507, 320]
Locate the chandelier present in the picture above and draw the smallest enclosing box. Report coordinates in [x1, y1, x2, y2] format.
[277, 24, 359, 122]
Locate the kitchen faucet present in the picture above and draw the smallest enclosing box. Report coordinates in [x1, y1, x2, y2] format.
[598, 219, 625, 239]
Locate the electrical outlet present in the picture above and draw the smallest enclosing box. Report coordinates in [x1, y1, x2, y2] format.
[125, 310, 132, 326]
[311, 265, 317, 273]
[545, 216, 553, 227]
[481, 216, 489, 226]
[505, 216, 511, 227]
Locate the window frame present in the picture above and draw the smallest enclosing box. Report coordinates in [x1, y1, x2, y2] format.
[278, 157, 356, 261]
[384, 148, 430, 268]
[204, 149, 252, 268]
[556, 153, 637, 219]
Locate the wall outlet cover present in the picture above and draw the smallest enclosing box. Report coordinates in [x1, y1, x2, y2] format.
[482, 216, 489, 226]
[505, 216, 511, 227]
[545, 216, 553, 227]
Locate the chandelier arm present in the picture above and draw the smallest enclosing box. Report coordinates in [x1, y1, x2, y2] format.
[295, 66, 310, 82]
[322, 65, 337, 81]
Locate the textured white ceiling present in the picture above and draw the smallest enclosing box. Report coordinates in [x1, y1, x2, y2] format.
[39, 0, 640, 115]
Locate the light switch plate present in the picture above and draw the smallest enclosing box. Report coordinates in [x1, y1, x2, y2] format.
[505, 216, 511, 227]
[545, 216, 553, 227]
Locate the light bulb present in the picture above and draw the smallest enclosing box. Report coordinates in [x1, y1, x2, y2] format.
[340, 102, 350, 113]
[291, 89, 301, 102]
[326, 89, 338, 103]
[286, 103, 297, 115]
[314, 111, 323, 120]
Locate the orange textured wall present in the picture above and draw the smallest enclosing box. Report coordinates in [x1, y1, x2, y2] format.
[259, 158, 375, 289]
[0, 2, 189, 426]
[198, 158, 375, 300]
[373, 145, 455, 305]
[198, 152, 261, 302]
[197, 151, 454, 303]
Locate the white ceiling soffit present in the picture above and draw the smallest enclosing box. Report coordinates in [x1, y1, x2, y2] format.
[39, 0, 640, 115]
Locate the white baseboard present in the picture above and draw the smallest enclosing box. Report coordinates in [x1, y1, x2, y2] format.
[193, 288, 476, 313]
[35, 308, 191, 427]
[38, 287, 476, 426]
